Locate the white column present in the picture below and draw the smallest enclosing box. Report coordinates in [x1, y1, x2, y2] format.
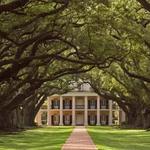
[84, 96, 88, 126]
[97, 96, 100, 125]
[37, 111, 42, 125]
[72, 96, 76, 126]
[47, 97, 51, 126]
[109, 100, 113, 125]
[59, 96, 63, 125]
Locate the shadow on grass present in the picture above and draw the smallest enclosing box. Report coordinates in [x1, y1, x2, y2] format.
[88, 126, 150, 150]
[0, 127, 73, 150]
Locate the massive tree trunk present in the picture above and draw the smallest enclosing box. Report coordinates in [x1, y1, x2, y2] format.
[126, 111, 137, 127]
[0, 92, 46, 130]
[143, 109, 150, 129]
[22, 95, 46, 127]
[23, 108, 36, 126]
[0, 108, 23, 130]
[0, 104, 37, 130]
[0, 111, 12, 130]
[23, 101, 37, 127]
[125, 106, 150, 129]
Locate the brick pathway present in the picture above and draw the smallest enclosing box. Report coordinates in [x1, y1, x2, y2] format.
[62, 126, 97, 150]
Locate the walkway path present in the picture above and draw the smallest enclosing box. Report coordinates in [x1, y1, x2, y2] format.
[62, 126, 97, 150]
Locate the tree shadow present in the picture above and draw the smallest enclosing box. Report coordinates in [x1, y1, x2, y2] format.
[0, 127, 73, 150]
[88, 126, 150, 150]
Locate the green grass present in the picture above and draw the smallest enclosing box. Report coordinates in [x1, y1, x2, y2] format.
[88, 126, 150, 150]
[0, 126, 73, 150]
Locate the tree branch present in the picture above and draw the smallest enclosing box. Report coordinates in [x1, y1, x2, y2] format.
[0, 0, 29, 14]
[121, 65, 150, 83]
[136, 0, 150, 12]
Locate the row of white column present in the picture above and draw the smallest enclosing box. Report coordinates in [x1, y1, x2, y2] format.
[47, 96, 113, 126]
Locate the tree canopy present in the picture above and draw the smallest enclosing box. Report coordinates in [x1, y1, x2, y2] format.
[0, 0, 150, 129]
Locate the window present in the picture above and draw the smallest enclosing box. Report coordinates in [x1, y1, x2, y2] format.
[52, 100, 59, 109]
[53, 115, 59, 122]
[64, 115, 71, 125]
[91, 100, 95, 105]
[90, 115, 95, 121]
[41, 112, 47, 125]
[65, 101, 70, 105]
[101, 99, 106, 106]
[65, 115, 70, 121]
[54, 100, 59, 106]
[90, 115, 96, 125]
[101, 115, 106, 121]
[89, 100, 96, 109]
[53, 115, 59, 125]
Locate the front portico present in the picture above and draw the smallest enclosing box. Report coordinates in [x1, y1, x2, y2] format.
[35, 91, 125, 126]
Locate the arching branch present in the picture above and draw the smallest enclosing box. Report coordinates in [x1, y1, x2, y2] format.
[136, 0, 150, 12]
[0, 0, 29, 14]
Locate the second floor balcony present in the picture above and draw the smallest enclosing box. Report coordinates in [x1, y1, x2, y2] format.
[100, 105, 109, 109]
[51, 100, 60, 109]
[88, 100, 97, 109]
[50, 99, 112, 110]
[76, 105, 85, 109]
[63, 104, 72, 109]
[89, 105, 97, 109]
[63, 100, 72, 109]
[100, 99, 109, 109]
[51, 105, 60, 109]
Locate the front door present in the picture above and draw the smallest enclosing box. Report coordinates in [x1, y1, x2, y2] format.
[76, 113, 84, 125]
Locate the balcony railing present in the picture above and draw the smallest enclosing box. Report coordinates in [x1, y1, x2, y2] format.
[76, 105, 84, 109]
[101, 105, 109, 109]
[89, 105, 96, 109]
[63, 104, 72, 109]
[52, 105, 60, 109]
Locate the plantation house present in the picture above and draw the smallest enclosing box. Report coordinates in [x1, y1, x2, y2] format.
[36, 84, 126, 126]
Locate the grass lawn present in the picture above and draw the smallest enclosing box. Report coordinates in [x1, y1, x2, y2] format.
[0, 126, 73, 150]
[88, 126, 150, 150]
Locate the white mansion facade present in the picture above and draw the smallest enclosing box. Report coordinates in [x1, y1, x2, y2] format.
[35, 84, 126, 126]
